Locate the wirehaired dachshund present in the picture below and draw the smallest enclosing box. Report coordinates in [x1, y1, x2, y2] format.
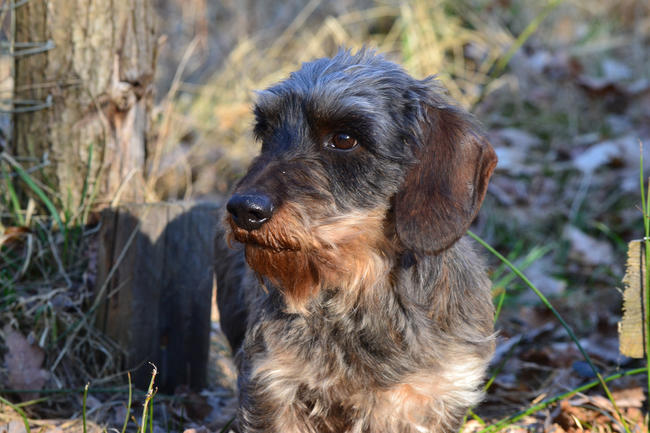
[215, 49, 498, 433]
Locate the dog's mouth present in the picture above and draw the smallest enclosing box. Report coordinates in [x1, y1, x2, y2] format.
[226, 215, 301, 252]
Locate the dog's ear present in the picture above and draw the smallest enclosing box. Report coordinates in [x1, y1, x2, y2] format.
[395, 105, 497, 254]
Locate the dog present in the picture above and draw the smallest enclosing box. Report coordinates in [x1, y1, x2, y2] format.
[215, 49, 497, 433]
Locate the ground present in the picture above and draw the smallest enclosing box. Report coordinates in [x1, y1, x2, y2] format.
[1, 0, 650, 432]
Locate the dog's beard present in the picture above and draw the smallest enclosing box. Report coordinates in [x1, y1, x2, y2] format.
[227, 204, 394, 312]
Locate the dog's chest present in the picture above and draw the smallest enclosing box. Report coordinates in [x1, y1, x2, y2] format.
[247, 309, 485, 432]
[253, 306, 407, 384]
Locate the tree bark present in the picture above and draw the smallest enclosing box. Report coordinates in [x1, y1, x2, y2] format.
[12, 0, 157, 215]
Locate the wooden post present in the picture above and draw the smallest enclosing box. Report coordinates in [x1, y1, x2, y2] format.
[96, 202, 220, 392]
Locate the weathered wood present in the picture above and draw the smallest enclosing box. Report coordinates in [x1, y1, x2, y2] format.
[12, 0, 157, 212]
[96, 202, 220, 392]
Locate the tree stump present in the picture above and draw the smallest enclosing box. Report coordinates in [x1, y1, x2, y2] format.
[95, 201, 221, 392]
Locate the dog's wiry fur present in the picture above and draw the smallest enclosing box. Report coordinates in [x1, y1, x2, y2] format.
[215, 49, 498, 433]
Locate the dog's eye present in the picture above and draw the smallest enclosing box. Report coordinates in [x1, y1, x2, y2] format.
[327, 133, 358, 151]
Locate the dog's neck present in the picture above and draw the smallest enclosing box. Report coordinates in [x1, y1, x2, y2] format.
[265, 237, 492, 341]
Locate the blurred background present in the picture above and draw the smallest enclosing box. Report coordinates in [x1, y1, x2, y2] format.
[1, 0, 650, 431]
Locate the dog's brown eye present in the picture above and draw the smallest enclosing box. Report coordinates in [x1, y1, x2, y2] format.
[328, 133, 358, 150]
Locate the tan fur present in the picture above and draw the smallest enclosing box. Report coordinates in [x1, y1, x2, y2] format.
[372, 355, 487, 432]
[228, 203, 394, 313]
[250, 336, 489, 433]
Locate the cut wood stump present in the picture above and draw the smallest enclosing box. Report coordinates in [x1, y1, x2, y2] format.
[95, 201, 221, 392]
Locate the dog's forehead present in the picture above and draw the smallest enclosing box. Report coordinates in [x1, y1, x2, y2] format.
[254, 51, 421, 120]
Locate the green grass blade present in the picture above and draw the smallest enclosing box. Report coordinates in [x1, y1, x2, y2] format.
[468, 409, 486, 426]
[492, 245, 551, 294]
[0, 395, 31, 433]
[1, 154, 65, 237]
[140, 364, 157, 433]
[82, 383, 89, 433]
[1, 165, 24, 226]
[121, 373, 133, 433]
[637, 140, 650, 421]
[484, 338, 520, 393]
[148, 396, 154, 433]
[468, 230, 631, 433]
[219, 417, 235, 433]
[477, 367, 645, 433]
[492, 0, 563, 78]
[493, 288, 506, 323]
[13, 396, 50, 408]
[469, 231, 593, 367]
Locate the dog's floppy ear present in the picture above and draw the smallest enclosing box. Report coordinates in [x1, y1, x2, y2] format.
[395, 105, 497, 254]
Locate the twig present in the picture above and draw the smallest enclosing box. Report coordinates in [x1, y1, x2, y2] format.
[140, 364, 157, 433]
[39, 219, 72, 288]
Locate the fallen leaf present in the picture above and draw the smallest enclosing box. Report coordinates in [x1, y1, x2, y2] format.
[494, 147, 529, 175]
[518, 257, 566, 302]
[602, 58, 632, 82]
[0, 226, 30, 248]
[611, 387, 645, 408]
[573, 142, 621, 173]
[3, 325, 49, 400]
[6, 421, 27, 433]
[491, 128, 542, 150]
[614, 134, 650, 168]
[563, 226, 614, 267]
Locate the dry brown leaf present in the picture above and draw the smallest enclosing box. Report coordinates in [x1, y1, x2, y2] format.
[610, 387, 645, 408]
[3, 325, 49, 400]
[3, 421, 27, 433]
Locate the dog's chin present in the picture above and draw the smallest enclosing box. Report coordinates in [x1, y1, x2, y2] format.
[243, 243, 318, 310]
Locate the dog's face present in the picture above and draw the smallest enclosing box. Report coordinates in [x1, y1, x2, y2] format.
[225, 50, 497, 310]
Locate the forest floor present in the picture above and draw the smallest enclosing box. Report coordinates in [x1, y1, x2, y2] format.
[2, 0, 650, 432]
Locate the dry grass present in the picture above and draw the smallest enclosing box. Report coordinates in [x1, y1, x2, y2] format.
[149, 0, 515, 199]
[0, 206, 125, 414]
[148, 0, 650, 200]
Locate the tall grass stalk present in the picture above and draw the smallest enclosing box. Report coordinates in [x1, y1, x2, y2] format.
[468, 231, 632, 433]
[121, 373, 133, 433]
[492, 0, 563, 78]
[1, 153, 66, 237]
[219, 417, 235, 433]
[1, 164, 24, 225]
[140, 364, 158, 433]
[82, 383, 89, 433]
[0, 395, 31, 433]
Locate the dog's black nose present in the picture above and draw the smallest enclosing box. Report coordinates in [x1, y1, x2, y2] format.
[227, 193, 274, 231]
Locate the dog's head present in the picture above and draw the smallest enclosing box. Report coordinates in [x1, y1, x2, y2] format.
[225, 49, 497, 310]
